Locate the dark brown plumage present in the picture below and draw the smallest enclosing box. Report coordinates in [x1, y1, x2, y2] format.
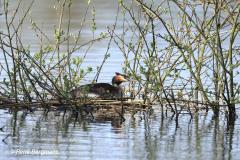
[70, 72, 128, 99]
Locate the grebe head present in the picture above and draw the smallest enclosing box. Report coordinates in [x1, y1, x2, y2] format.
[112, 72, 128, 86]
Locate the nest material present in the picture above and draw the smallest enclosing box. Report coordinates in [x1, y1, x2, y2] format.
[75, 99, 149, 107]
[0, 97, 150, 110]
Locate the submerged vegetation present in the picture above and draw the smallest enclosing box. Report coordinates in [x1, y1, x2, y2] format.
[0, 0, 239, 126]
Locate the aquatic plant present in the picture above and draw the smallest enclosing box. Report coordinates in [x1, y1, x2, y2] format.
[0, 0, 239, 126]
[0, 0, 107, 103]
[116, 0, 240, 124]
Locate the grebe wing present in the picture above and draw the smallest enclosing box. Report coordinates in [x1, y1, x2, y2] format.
[70, 83, 117, 98]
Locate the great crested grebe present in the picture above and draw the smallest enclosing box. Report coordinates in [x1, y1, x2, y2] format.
[70, 72, 128, 99]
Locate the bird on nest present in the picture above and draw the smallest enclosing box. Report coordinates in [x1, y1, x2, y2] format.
[70, 72, 129, 99]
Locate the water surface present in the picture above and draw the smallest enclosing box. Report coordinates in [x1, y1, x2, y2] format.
[0, 1, 240, 159]
[0, 105, 239, 160]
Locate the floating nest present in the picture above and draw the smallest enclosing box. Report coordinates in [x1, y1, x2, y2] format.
[0, 97, 151, 128]
[0, 96, 150, 111]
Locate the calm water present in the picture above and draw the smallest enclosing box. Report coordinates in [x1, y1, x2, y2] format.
[0, 0, 240, 159]
[0, 106, 240, 160]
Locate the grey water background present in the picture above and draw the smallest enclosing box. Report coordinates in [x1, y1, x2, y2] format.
[0, 0, 240, 159]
